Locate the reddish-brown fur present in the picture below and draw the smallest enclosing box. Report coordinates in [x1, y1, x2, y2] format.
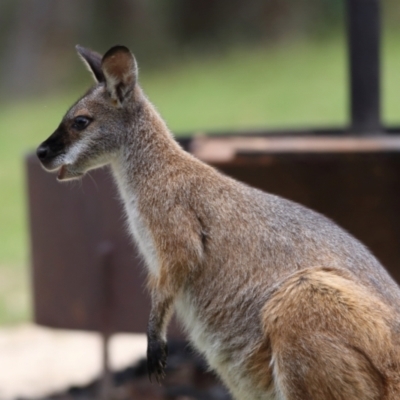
[262, 268, 400, 399]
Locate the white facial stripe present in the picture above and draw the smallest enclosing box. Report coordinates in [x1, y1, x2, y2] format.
[63, 138, 92, 165]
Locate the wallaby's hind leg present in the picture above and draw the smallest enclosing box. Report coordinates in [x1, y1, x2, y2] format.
[272, 334, 385, 400]
[262, 268, 400, 400]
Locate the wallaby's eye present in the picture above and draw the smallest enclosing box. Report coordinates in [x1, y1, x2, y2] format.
[72, 116, 92, 131]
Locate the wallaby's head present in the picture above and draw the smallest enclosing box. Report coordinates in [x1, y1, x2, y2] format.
[37, 45, 139, 180]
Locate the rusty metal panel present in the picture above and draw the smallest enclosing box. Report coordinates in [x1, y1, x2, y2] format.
[27, 134, 400, 333]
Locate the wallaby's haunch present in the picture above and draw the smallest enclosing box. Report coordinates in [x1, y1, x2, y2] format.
[37, 45, 400, 399]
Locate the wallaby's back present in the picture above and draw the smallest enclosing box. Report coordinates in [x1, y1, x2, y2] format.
[148, 154, 400, 397]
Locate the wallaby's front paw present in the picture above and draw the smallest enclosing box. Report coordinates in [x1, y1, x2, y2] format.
[147, 338, 168, 383]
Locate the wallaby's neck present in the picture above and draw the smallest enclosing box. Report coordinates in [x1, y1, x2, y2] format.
[111, 92, 184, 198]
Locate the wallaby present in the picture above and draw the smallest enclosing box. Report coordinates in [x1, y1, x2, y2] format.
[37, 45, 400, 399]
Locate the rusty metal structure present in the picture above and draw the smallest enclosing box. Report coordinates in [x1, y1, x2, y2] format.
[27, 0, 399, 347]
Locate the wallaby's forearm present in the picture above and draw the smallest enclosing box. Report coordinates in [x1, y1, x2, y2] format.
[146, 286, 174, 382]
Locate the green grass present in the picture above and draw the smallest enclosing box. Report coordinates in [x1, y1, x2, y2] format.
[142, 37, 348, 132]
[1, 31, 400, 325]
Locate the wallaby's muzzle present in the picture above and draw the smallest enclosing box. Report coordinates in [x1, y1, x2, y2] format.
[36, 126, 68, 170]
[36, 142, 59, 167]
[36, 144, 49, 161]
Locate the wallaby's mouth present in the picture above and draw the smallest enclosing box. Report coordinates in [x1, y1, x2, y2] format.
[37, 148, 85, 181]
[56, 164, 84, 181]
[57, 165, 67, 180]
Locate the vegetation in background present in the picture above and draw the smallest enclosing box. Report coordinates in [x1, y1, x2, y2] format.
[0, 0, 381, 99]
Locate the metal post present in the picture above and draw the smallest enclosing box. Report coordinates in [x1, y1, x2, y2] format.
[97, 241, 114, 400]
[347, 0, 382, 134]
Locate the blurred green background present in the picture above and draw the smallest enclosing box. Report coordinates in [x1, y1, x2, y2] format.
[0, 0, 400, 325]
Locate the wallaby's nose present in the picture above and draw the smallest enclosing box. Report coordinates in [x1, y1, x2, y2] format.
[36, 145, 49, 161]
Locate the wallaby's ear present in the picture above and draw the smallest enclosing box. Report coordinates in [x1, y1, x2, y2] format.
[76, 45, 105, 83]
[101, 45, 138, 106]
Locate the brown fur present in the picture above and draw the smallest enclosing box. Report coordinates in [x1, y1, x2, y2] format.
[37, 45, 400, 399]
[261, 268, 400, 399]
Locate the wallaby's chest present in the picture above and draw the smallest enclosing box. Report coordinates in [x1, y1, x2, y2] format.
[124, 193, 160, 276]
